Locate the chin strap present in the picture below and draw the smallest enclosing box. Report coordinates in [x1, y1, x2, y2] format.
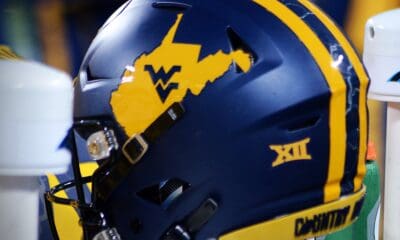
[162, 198, 219, 240]
[44, 103, 186, 240]
[92, 102, 185, 203]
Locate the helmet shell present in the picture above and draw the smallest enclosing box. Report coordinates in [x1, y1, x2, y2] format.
[74, 0, 369, 239]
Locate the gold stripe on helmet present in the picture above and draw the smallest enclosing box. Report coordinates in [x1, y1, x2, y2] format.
[253, 0, 347, 203]
[297, 0, 369, 193]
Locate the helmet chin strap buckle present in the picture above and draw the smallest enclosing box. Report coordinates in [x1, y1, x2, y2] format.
[121, 102, 185, 165]
[122, 134, 149, 164]
[162, 198, 219, 240]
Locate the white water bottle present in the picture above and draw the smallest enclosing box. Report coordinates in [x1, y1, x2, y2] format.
[0, 59, 73, 240]
[364, 8, 400, 240]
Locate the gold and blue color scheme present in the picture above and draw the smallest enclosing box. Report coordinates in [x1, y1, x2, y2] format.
[48, 0, 369, 239]
[269, 138, 312, 167]
[111, 13, 251, 136]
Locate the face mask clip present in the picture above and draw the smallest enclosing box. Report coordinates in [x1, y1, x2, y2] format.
[87, 129, 119, 161]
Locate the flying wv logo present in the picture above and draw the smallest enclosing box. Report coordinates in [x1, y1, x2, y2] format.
[111, 13, 251, 137]
[145, 65, 182, 102]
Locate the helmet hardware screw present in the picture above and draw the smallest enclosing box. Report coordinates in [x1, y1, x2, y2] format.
[88, 142, 100, 155]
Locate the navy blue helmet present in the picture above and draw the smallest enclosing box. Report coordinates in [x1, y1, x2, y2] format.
[46, 0, 369, 239]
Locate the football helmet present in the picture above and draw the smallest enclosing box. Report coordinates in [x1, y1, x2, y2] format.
[46, 0, 370, 239]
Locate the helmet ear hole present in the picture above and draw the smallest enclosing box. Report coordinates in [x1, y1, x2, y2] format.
[137, 178, 191, 209]
[226, 27, 257, 72]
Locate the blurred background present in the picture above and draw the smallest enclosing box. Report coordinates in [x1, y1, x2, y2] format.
[0, 0, 126, 75]
[1, 0, 400, 239]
